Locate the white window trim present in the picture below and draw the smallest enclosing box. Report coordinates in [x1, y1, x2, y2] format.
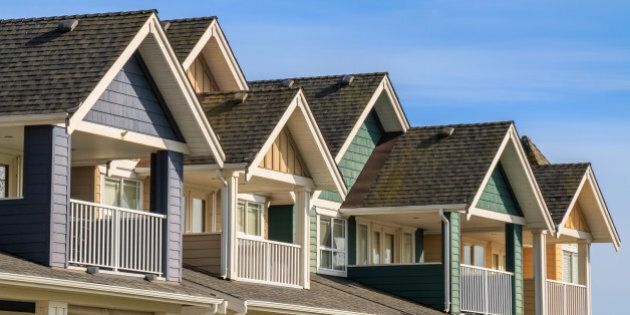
[0, 152, 23, 199]
[316, 214, 348, 277]
[236, 198, 265, 239]
[101, 175, 143, 210]
[353, 217, 416, 266]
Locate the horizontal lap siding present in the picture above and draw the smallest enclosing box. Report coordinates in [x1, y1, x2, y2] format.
[183, 234, 221, 274]
[477, 163, 523, 216]
[348, 264, 445, 310]
[84, 54, 183, 142]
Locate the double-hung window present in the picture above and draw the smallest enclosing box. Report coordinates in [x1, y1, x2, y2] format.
[0, 164, 7, 199]
[237, 200, 263, 237]
[562, 244, 579, 283]
[319, 216, 346, 272]
[463, 244, 485, 267]
[103, 177, 141, 210]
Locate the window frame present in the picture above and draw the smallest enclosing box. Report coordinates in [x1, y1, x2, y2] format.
[0, 164, 8, 199]
[236, 194, 266, 238]
[354, 218, 416, 266]
[317, 214, 348, 276]
[562, 244, 579, 284]
[101, 176, 143, 210]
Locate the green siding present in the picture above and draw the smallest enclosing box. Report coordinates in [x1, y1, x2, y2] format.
[268, 205, 294, 243]
[348, 264, 445, 310]
[506, 224, 524, 315]
[320, 110, 384, 202]
[477, 163, 523, 216]
[415, 229, 424, 263]
[309, 206, 317, 272]
[444, 212, 461, 314]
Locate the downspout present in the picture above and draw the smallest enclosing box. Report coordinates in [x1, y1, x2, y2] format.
[215, 170, 229, 279]
[439, 209, 451, 314]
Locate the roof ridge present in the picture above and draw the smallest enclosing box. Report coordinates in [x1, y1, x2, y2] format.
[409, 120, 514, 130]
[536, 162, 591, 168]
[200, 87, 299, 97]
[248, 71, 388, 84]
[163, 16, 217, 23]
[0, 9, 156, 23]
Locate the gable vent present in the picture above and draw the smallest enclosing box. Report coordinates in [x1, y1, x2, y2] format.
[437, 127, 455, 138]
[281, 79, 295, 88]
[57, 19, 79, 32]
[340, 75, 355, 86]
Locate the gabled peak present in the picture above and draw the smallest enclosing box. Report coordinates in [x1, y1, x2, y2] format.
[521, 136, 551, 166]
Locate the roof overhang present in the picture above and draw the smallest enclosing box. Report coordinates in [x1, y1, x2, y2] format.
[0, 112, 68, 128]
[66, 13, 225, 166]
[334, 75, 410, 163]
[246, 90, 347, 197]
[468, 124, 555, 231]
[181, 19, 248, 91]
[557, 167, 621, 250]
[340, 204, 466, 216]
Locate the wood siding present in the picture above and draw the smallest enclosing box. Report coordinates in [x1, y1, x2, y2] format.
[309, 206, 317, 272]
[547, 244, 563, 281]
[259, 128, 309, 177]
[477, 163, 523, 217]
[186, 57, 217, 94]
[424, 234, 443, 263]
[84, 54, 183, 141]
[565, 202, 590, 232]
[182, 233, 221, 275]
[523, 279, 535, 315]
[506, 224, 524, 315]
[70, 166, 99, 202]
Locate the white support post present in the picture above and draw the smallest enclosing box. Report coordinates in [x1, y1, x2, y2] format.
[221, 172, 239, 279]
[578, 242, 592, 315]
[36, 301, 68, 315]
[533, 230, 547, 315]
[295, 187, 311, 289]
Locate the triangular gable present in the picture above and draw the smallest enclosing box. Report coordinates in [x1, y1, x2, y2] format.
[259, 127, 310, 177]
[476, 163, 523, 217]
[187, 56, 219, 94]
[84, 53, 183, 142]
[564, 202, 590, 233]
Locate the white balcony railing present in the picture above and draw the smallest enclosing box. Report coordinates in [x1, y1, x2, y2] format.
[68, 199, 165, 276]
[461, 264, 514, 315]
[547, 280, 588, 315]
[236, 235, 301, 287]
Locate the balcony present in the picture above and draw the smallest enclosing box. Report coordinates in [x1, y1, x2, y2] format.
[461, 264, 514, 315]
[68, 199, 165, 276]
[546, 280, 588, 315]
[236, 235, 302, 287]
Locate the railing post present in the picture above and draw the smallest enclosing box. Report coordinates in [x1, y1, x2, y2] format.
[295, 187, 311, 289]
[533, 230, 548, 315]
[113, 208, 120, 272]
[484, 269, 489, 314]
[578, 242, 591, 315]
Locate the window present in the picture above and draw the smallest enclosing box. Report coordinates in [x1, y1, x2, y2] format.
[372, 230, 381, 264]
[356, 220, 415, 265]
[237, 200, 263, 236]
[190, 198, 206, 233]
[563, 249, 579, 283]
[401, 232, 413, 263]
[0, 164, 7, 199]
[357, 224, 369, 265]
[463, 244, 485, 267]
[319, 216, 346, 272]
[383, 233, 395, 264]
[103, 177, 141, 210]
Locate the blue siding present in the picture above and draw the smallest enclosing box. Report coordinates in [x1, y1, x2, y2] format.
[151, 151, 184, 281]
[84, 54, 183, 141]
[0, 126, 70, 267]
[477, 163, 523, 216]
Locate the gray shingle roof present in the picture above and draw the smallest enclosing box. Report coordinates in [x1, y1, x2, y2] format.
[183, 268, 444, 315]
[521, 136, 551, 166]
[0, 10, 154, 115]
[343, 121, 513, 208]
[532, 163, 589, 224]
[163, 17, 215, 63]
[194, 88, 300, 164]
[249, 73, 387, 157]
[0, 251, 221, 300]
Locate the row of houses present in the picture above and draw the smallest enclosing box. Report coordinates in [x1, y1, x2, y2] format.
[0, 9, 620, 315]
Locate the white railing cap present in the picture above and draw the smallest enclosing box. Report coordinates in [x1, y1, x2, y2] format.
[70, 199, 166, 219]
[546, 279, 587, 288]
[460, 263, 515, 276]
[236, 234, 301, 249]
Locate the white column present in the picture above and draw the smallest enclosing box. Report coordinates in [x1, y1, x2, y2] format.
[533, 230, 547, 315]
[295, 187, 311, 289]
[36, 301, 68, 315]
[220, 171, 239, 279]
[578, 242, 592, 315]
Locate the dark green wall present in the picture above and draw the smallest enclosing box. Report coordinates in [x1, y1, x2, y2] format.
[268, 205, 294, 243]
[348, 264, 445, 310]
[348, 216, 356, 265]
[506, 224, 524, 315]
[476, 163, 523, 216]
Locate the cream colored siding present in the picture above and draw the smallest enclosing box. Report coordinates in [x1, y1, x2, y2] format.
[186, 57, 217, 94]
[182, 233, 222, 274]
[259, 128, 309, 177]
[423, 234, 442, 262]
[70, 166, 99, 202]
[565, 202, 590, 232]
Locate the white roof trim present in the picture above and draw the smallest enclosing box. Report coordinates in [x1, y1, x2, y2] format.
[0, 271, 223, 308]
[181, 19, 248, 91]
[246, 90, 347, 197]
[66, 14, 225, 165]
[468, 207, 527, 225]
[341, 204, 466, 216]
[334, 75, 409, 163]
[0, 112, 68, 127]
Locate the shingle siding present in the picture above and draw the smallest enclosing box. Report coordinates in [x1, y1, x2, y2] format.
[477, 163, 523, 216]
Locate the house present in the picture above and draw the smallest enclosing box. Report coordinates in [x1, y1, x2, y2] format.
[0, 8, 621, 315]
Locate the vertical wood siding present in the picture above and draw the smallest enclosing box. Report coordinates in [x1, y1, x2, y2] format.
[565, 203, 590, 232]
[84, 54, 183, 142]
[477, 163, 523, 216]
[186, 57, 218, 94]
[259, 128, 309, 177]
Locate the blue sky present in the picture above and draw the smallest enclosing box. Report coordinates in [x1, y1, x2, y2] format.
[2, 1, 629, 313]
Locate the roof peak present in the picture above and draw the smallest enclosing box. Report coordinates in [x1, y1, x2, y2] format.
[163, 16, 217, 23]
[0, 9, 156, 23]
[520, 135, 551, 166]
[248, 72, 388, 84]
[409, 120, 514, 131]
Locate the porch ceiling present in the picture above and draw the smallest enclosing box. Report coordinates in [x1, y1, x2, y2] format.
[71, 131, 155, 163]
[0, 126, 23, 153]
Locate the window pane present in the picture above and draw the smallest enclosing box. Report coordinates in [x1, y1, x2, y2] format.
[384, 233, 394, 264]
[246, 202, 261, 236]
[0, 164, 7, 198]
[372, 231, 381, 264]
[402, 233, 412, 263]
[463, 245, 472, 265]
[571, 253, 579, 283]
[191, 198, 206, 233]
[333, 252, 346, 271]
[319, 218, 332, 248]
[357, 224, 368, 265]
[474, 245, 485, 267]
[562, 251, 572, 283]
[237, 201, 246, 233]
[122, 180, 140, 209]
[333, 219, 345, 250]
[103, 178, 121, 207]
[320, 250, 332, 269]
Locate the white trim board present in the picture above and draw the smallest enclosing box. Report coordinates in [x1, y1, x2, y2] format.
[340, 204, 466, 216]
[468, 207, 526, 225]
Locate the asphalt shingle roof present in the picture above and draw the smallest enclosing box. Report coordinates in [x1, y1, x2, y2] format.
[163, 17, 215, 63]
[344, 121, 513, 208]
[183, 268, 444, 315]
[194, 88, 300, 165]
[521, 136, 551, 166]
[532, 163, 589, 224]
[0, 10, 153, 115]
[249, 73, 387, 157]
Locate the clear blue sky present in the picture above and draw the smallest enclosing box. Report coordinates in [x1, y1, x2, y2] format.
[2, 1, 628, 313]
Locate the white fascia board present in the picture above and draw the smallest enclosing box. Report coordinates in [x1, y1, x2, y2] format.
[248, 167, 315, 188]
[67, 14, 225, 166]
[246, 300, 370, 315]
[468, 207, 527, 225]
[381, 75, 410, 131]
[557, 227, 593, 241]
[0, 272, 223, 307]
[0, 112, 68, 127]
[557, 172, 588, 231]
[340, 204, 466, 216]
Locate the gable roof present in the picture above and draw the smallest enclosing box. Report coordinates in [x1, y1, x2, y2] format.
[183, 267, 444, 315]
[521, 136, 551, 166]
[531, 163, 590, 224]
[0, 10, 154, 116]
[249, 72, 408, 157]
[344, 122, 512, 209]
[162, 17, 216, 63]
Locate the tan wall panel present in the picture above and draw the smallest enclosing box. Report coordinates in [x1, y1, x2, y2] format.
[259, 128, 309, 177]
[71, 166, 97, 202]
[523, 279, 535, 315]
[546, 244, 562, 280]
[565, 202, 591, 232]
[183, 233, 222, 274]
[523, 247, 534, 279]
[424, 234, 442, 262]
